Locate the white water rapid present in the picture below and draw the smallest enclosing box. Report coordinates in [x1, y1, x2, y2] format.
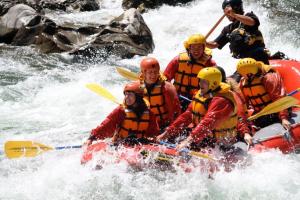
[1, 0, 300, 199]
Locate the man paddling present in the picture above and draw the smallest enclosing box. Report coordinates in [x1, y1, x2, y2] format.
[206, 0, 269, 81]
[163, 33, 216, 111]
[157, 67, 252, 150]
[236, 58, 291, 130]
[139, 57, 181, 131]
[84, 82, 159, 146]
[207, 0, 268, 63]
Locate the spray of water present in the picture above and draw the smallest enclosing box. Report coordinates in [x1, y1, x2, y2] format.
[1, 0, 300, 199]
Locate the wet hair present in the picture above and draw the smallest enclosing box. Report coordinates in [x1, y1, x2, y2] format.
[222, 0, 244, 15]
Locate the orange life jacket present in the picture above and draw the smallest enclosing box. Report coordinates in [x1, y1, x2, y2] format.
[117, 108, 150, 139]
[143, 80, 168, 123]
[191, 83, 238, 143]
[174, 52, 210, 98]
[240, 75, 272, 113]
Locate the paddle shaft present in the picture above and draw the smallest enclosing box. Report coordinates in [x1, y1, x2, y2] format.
[179, 95, 192, 102]
[159, 141, 216, 161]
[288, 88, 300, 96]
[55, 145, 82, 150]
[205, 14, 226, 39]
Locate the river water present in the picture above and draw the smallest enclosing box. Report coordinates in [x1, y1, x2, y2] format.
[1, 0, 300, 199]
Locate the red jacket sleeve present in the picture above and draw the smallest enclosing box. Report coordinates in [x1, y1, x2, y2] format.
[90, 106, 125, 140]
[163, 56, 179, 81]
[165, 103, 193, 137]
[263, 72, 289, 120]
[205, 58, 217, 66]
[163, 81, 181, 123]
[144, 111, 160, 138]
[190, 97, 234, 143]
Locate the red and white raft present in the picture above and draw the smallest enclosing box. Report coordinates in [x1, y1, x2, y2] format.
[81, 59, 300, 166]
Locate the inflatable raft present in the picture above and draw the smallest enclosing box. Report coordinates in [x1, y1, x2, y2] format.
[271, 59, 300, 104]
[80, 116, 300, 171]
[81, 142, 179, 165]
[81, 59, 300, 168]
[250, 110, 300, 154]
[248, 59, 300, 153]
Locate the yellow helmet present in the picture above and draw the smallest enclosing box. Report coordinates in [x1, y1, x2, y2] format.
[197, 67, 222, 90]
[236, 58, 260, 77]
[184, 34, 206, 49]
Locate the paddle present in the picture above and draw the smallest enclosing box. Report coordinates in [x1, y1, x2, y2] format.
[205, 14, 226, 39]
[4, 141, 82, 159]
[116, 67, 190, 102]
[86, 83, 122, 105]
[4, 140, 174, 162]
[116, 67, 139, 81]
[288, 88, 300, 96]
[116, 66, 167, 81]
[248, 88, 300, 121]
[160, 141, 217, 161]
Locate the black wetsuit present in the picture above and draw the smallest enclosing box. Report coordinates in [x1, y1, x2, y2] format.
[215, 12, 269, 64]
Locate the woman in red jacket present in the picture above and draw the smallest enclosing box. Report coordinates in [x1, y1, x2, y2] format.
[85, 82, 160, 146]
[139, 57, 181, 131]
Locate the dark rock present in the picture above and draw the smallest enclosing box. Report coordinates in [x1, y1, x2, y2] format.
[36, 8, 154, 58]
[0, 5, 154, 59]
[0, 0, 101, 15]
[122, 0, 194, 11]
[0, 4, 38, 43]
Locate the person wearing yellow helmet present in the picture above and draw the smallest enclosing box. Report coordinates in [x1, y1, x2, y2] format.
[163, 33, 216, 111]
[139, 57, 181, 131]
[157, 67, 251, 151]
[237, 58, 291, 130]
[206, 0, 269, 65]
[84, 82, 160, 147]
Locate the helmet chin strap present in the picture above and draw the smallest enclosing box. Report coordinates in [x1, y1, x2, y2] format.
[201, 89, 213, 98]
[187, 50, 194, 62]
[209, 86, 222, 95]
[246, 73, 259, 82]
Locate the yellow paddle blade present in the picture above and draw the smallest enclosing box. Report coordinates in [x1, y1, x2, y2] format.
[5, 141, 53, 159]
[248, 96, 299, 121]
[86, 83, 121, 105]
[116, 66, 167, 82]
[189, 151, 217, 161]
[116, 67, 139, 81]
